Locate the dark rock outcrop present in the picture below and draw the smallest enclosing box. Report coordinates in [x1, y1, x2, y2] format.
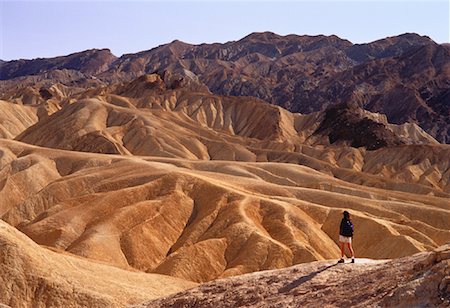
[314, 102, 406, 150]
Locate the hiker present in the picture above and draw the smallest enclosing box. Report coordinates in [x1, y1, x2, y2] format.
[338, 210, 355, 263]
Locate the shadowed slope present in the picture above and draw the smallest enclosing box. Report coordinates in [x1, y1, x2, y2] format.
[0, 49, 116, 80]
[296, 43, 450, 143]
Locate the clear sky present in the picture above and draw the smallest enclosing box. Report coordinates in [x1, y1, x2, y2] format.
[1, 0, 449, 61]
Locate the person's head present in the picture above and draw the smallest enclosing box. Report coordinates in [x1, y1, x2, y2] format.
[343, 210, 350, 219]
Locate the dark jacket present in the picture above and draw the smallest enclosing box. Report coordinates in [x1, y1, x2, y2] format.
[340, 218, 354, 237]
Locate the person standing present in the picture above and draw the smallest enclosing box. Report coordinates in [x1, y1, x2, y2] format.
[338, 210, 355, 263]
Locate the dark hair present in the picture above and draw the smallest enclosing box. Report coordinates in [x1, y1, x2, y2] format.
[343, 211, 350, 219]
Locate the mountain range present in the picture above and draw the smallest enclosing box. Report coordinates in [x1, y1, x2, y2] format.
[1, 32, 449, 143]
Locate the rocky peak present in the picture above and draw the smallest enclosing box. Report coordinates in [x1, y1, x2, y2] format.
[114, 74, 166, 97]
[241, 31, 282, 42]
[113, 72, 210, 98]
[314, 102, 406, 150]
[345, 32, 434, 63]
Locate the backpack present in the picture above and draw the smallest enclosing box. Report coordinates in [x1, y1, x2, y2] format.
[340, 219, 354, 237]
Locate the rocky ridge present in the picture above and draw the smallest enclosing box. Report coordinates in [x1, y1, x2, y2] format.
[137, 245, 450, 307]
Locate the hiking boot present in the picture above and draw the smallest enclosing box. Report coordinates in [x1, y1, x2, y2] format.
[338, 259, 345, 263]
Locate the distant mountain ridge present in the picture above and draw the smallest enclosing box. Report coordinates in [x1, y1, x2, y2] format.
[0, 48, 116, 79]
[1, 32, 448, 142]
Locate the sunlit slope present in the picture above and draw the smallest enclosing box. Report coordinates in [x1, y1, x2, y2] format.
[0, 220, 196, 308]
[0, 100, 38, 139]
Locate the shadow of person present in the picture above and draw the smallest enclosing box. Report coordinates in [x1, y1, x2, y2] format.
[278, 263, 339, 293]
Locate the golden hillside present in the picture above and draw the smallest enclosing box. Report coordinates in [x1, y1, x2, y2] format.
[0, 139, 448, 284]
[0, 219, 195, 307]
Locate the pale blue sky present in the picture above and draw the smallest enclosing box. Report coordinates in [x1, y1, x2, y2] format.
[1, 0, 449, 60]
